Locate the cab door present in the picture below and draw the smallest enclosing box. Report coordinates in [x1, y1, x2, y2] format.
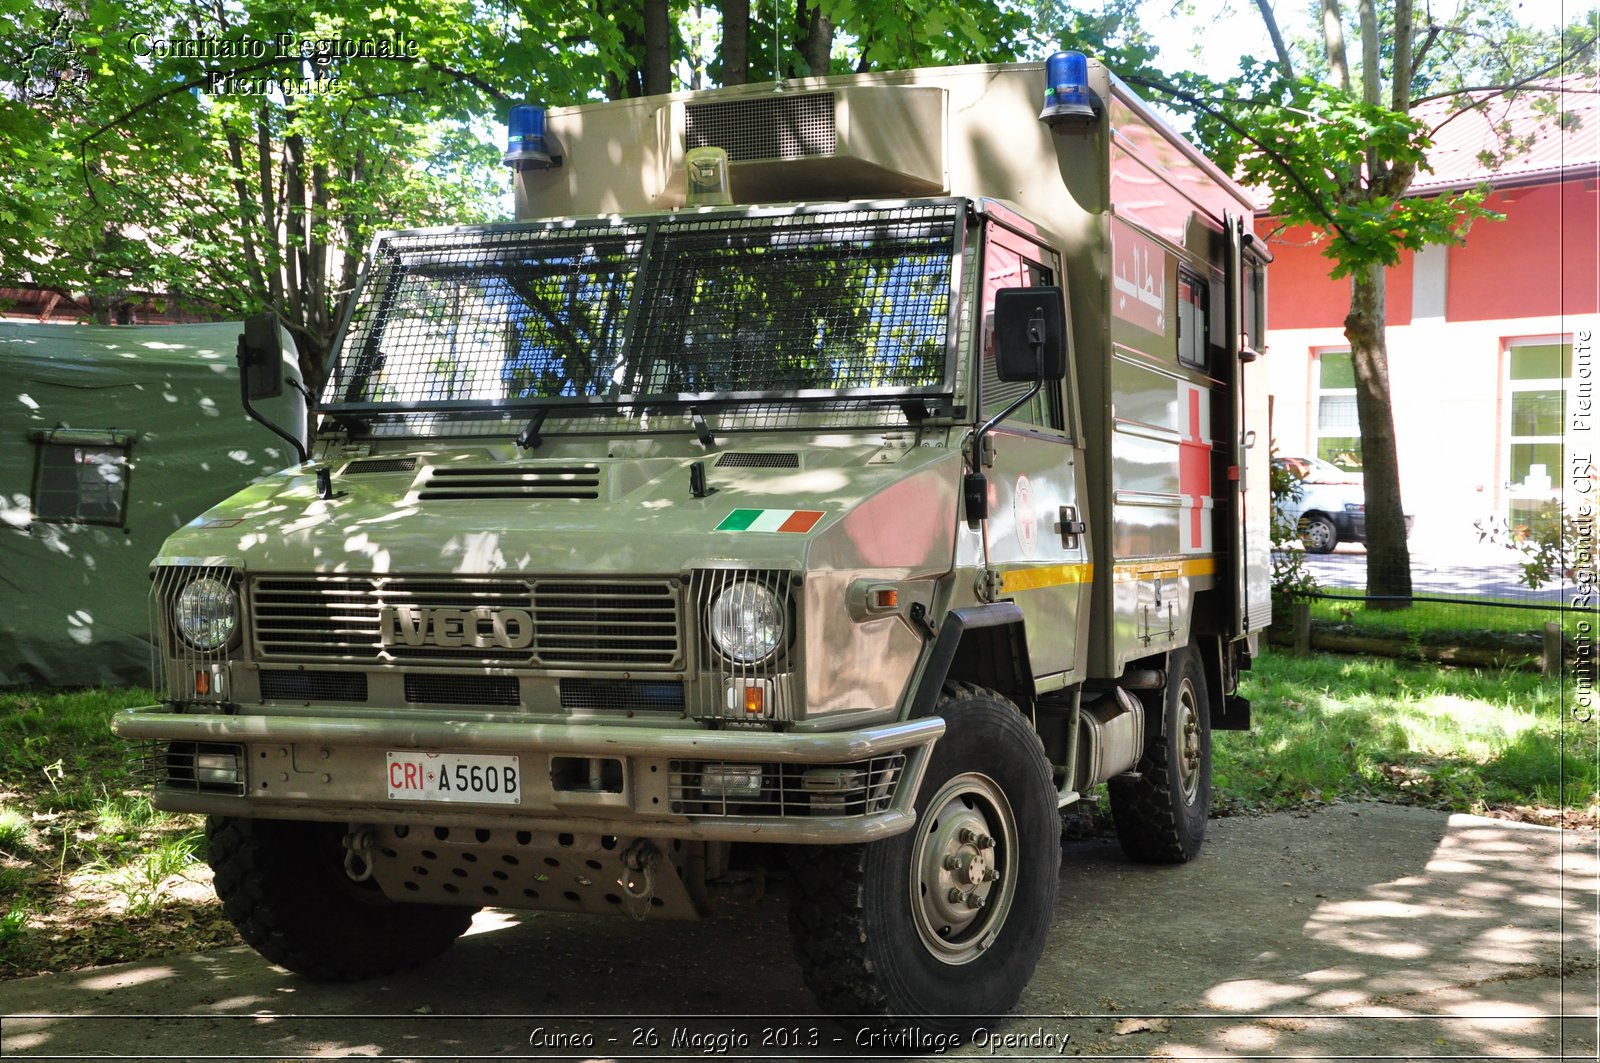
[976, 217, 1090, 685]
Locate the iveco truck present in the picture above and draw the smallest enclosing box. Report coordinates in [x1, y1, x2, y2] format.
[115, 51, 1274, 1029]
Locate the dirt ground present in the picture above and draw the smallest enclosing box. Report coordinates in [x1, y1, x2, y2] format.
[1, 802, 1596, 1061]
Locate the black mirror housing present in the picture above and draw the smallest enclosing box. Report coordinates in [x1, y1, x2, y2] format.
[993, 286, 1068, 383]
[239, 313, 285, 400]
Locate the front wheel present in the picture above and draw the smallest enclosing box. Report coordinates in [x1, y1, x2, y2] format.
[208, 817, 478, 980]
[1108, 647, 1212, 863]
[787, 684, 1059, 1032]
[1300, 513, 1339, 553]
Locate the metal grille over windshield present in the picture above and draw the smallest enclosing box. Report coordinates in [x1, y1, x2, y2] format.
[322, 202, 962, 419]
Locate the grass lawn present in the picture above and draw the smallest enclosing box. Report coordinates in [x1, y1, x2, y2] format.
[1304, 594, 1586, 649]
[2, 656, 1595, 979]
[1224, 647, 1599, 815]
[0, 688, 238, 979]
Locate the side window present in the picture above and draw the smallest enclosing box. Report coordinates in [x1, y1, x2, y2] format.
[1177, 268, 1208, 369]
[1243, 260, 1266, 353]
[979, 233, 1061, 429]
[30, 431, 133, 527]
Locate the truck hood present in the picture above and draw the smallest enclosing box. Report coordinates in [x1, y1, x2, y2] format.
[157, 444, 962, 577]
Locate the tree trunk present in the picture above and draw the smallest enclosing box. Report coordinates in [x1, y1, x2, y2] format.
[798, 2, 831, 77]
[1344, 264, 1413, 607]
[722, 0, 748, 85]
[644, 0, 671, 96]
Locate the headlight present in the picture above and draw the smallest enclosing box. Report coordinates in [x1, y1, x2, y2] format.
[175, 577, 239, 651]
[707, 581, 785, 664]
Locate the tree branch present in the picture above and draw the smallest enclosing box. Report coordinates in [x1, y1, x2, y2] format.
[1122, 74, 1354, 242]
[1252, 0, 1296, 79]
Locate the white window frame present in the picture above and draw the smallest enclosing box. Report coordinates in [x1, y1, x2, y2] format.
[1311, 348, 1360, 471]
[1502, 335, 1572, 530]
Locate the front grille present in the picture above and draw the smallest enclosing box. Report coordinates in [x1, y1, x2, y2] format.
[560, 678, 686, 713]
[250, 575, 682, 670]
[405, 673, 520, 706]
[667, 755, 904, 818]
[685, 93, 836, 162]
[532, 581, 680, 667]
[260, 669, 368, 702]
[416, 465, 602, 501]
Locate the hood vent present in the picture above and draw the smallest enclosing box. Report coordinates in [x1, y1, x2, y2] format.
[715, 452, 800, 468]
[417, 465, 602, 501]
[343, 457, 418, 475]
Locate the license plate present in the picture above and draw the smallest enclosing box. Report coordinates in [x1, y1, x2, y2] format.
[386, 752, 521, 805]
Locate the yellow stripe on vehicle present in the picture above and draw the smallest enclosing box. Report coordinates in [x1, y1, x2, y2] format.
[999, 563, 1096, 594]
[1111, 557, 1217, 581]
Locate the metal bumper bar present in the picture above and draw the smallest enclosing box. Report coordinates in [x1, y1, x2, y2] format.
[113, 705, 945, 845]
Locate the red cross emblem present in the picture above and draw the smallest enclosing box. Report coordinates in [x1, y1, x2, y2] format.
[1178, 385, 1212, 552]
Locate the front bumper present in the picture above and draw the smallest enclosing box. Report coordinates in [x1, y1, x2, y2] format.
[113, 705, 943, 845]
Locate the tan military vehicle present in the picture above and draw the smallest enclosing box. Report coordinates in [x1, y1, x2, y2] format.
[116, 52, 1273, 1029]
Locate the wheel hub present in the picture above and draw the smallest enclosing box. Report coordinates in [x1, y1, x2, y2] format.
[909, 773, 1018, 965]
[1176, 681, 1202, 803]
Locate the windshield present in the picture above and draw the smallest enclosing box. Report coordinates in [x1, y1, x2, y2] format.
[322, 201, 963, 434]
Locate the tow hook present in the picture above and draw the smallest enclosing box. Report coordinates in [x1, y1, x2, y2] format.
[621, 840, 660, 921]
[342, 825, 377, 882]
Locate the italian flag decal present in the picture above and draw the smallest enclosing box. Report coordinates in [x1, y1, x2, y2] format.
[716, 509, 825, 533]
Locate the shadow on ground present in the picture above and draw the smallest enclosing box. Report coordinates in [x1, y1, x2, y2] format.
[1, 803, 1595, 1060]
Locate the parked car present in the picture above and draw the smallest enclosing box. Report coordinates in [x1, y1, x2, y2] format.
[1273, 455, 1412, 553]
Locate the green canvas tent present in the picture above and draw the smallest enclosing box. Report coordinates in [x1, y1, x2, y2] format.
[2, 322, 304, 688]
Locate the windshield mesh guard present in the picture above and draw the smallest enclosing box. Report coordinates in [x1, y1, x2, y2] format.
[322, 202, 963, 418]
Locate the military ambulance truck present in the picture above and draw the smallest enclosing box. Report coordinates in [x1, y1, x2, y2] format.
[115, 52, 1273, 1027]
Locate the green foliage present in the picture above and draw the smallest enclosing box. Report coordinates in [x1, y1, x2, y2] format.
[1476, 506, 1600, 591]
[0, 686, 232, 975]
[1140, 63, 1499, 277]
[1269, 449, 1319, 605]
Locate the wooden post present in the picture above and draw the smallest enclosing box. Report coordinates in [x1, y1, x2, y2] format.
[1543, 622, 1563, 678]
[1294, 601, 1312, 656]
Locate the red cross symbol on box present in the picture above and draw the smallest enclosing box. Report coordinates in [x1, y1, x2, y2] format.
[1178, 384, 1212, 553]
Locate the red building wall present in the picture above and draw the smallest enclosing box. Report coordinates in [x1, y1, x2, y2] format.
[1256, 223, 1414, 330]
[1259, 178, 1599, 329]
[1446, 181, 1600, 320]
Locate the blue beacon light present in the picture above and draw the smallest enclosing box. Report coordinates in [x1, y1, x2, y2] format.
[504, 104, 554, 169]
[1039, 50, 1098, 127]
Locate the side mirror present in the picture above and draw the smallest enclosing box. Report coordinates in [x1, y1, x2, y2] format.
[239, 313, 284, 400]
[993, 286, 1068, 383]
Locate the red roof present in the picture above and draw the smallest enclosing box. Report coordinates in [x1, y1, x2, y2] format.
[1408, 75, 1600, 193]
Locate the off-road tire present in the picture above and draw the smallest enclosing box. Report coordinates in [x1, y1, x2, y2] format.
[787, 684, 1059, 1032]
[1108, 648, 1212, 863]
[1300, 513, 1339, 554]
[207, 816, 477, 980]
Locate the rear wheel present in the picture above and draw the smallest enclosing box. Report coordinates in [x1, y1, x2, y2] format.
[787, 685, 1059, 1032]
[1108, 648, 1212, 863]
[208, 816, 477, 980]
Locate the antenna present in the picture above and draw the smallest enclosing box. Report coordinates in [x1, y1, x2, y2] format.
[773, 0, 784, 90]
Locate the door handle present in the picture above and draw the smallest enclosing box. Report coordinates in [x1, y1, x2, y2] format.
[1059, 505, 1086, 548]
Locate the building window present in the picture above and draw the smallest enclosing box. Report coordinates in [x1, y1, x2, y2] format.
[30, 431, 134, 527]
[1505, 338, 1571, 533]
[1313, 350, 1361, 471]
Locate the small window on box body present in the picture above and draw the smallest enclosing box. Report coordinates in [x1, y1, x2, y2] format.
[30, 433, 133, 527]
[1177, 268, 1208, 369]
